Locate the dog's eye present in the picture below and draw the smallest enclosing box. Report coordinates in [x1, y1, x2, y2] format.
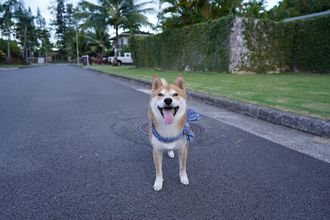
[173, 93, 178, 97]
[158, 93, 164, 97]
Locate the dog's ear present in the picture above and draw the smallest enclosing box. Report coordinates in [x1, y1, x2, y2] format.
[152, 74, 162, 91]
[175, 75, 185, 90]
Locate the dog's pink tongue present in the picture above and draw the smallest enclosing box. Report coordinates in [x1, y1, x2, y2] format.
[163, 110, 174, 124]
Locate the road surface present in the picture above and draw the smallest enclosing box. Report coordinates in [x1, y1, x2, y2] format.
[0, 65, 329, 219]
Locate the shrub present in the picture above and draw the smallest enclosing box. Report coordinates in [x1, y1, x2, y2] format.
[130, 15, 330, 73]
[292, 15, 330, 73]
[130, 16, 234, 72]
[0, 50, 6, 63]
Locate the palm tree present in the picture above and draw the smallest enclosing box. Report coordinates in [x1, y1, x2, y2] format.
[76, 0, 153, 64]
[241, 0, 267, 19]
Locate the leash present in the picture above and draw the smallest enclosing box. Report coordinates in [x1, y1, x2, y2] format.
[151, 109, 200, 143]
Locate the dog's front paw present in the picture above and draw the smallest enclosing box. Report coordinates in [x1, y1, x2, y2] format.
[153, 177, 163, 191]
[180, 175, 189, 185]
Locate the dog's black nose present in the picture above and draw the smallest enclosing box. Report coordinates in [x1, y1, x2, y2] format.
[164, 98, 172, 105]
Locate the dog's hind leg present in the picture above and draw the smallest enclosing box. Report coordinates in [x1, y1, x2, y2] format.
[153, 149, 164, 191]
[178, 145, 189, 185]
[167, 151, 175, 158]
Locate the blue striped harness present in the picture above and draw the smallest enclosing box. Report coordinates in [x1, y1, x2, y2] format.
[151, 109, 200, 143]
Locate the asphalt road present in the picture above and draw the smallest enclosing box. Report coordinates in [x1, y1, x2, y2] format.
[0, 65, 329, 219]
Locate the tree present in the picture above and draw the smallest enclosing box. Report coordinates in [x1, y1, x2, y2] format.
[50, 0, 68, 58]
[0, 38, 21, 57]
[241, 0, 267, 19]
[35, 7, 52, 58]
[62, 3, 78, 57]
[75, 1, 109, 56]
[0, 0, 18, 62]
[0, 4, 3, 37]
[76, 0, 153, 64]
[159, 0, 212, 29]
[159, 0, 243, 29]
[268, 0, 330, 20]
[15, 4, 37, 63]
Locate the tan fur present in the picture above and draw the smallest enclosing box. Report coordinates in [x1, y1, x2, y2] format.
[149, 80, 187, 132]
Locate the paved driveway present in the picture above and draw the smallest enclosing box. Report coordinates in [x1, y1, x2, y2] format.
[0, 65, 329, 219]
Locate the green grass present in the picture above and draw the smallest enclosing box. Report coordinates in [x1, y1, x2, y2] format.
[0, 64, 26, 68]
[0, 64, 46, 68]
[92, 65, 330, 119]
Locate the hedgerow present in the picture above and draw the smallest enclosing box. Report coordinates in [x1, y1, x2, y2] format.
[130, 15, 330, 73]
[292, 15, 330, 73]
[130, 16, 234, 72]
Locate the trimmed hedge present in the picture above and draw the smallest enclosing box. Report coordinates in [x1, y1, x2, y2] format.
[130, 16, 234, 72]
[130, 15, 330, 73]
[293, 15, 330, 73]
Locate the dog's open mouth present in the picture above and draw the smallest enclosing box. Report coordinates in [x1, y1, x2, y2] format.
[158, 106, 179, 124]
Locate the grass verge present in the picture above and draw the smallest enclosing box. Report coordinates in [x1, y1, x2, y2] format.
[92, 65, 330, 119]
[0, 64, 26, 68]
[0, 64, 47, 68]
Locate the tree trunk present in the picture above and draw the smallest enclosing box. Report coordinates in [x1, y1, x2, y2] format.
[76, 29, 80, 65]
[112, 25, 119, 66]
[6, 35, 11, 63]
[24, 26, 28, 64]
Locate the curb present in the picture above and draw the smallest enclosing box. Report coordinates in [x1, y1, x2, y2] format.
[85, 66, 330, 138]
[0, 64, 46, 71]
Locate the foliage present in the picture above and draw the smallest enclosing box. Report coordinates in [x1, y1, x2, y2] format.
[130, 16, 234, 72]
[75, 1, 110, 56]
[292, 15, 330, 73]
[241, 0, 267, 19]
[243, 15, 330, 73]
[0, 0, 19, 60]
[76, 0, 153, 59]
[268, 0, 330, 20]
[15, 4, 37, 62]
[50, 0, 76, 58]
[0, 38, 21, 57]
[159, 0, 242, 29]
[0, 49, 6, 63]
[35, 8, 53, 57]
[131, 14, 330, 73]
[158, 0, 330, 29]
[51, 0, 67, 49]
[242, 18, 295, 73]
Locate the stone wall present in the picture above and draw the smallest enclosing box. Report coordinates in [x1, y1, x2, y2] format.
[229, 17, 294, 73]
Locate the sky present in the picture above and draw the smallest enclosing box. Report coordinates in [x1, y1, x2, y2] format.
[20, 0, 281, 36]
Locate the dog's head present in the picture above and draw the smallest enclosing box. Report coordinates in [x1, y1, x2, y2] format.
[149, 75, 187, 125]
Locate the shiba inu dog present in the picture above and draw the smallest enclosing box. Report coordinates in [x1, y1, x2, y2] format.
[148, 75, 199, 191]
